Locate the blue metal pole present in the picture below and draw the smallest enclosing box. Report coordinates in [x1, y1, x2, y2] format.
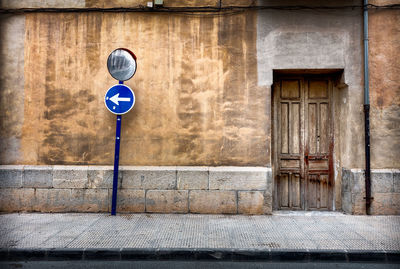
[364, 0, 370, 106]
[111, 81, 124, 215]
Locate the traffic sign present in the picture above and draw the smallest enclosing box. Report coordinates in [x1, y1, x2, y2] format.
[106, 48, 137, 216]
[105, 84, 135, 115]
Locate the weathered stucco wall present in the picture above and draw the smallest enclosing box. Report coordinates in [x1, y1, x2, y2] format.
[257, 0, 364, 171]
[369, 2, 400, 169]
[0, 15, 25, 164]
[0, 0, 251, 9]
[1, 0, 398, 170]
[5, 11, 268, 166]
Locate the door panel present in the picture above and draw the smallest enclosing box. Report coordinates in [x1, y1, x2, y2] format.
[279, 173, 289, 208]
[305, 78, 332, 210]
[275, 77, 333, 211]
[281, 80, 301, 99]
[308, 160, 328, 170]
[276, 79, 304, 210]
[319, 103, 329, 153]
[308, 103, 318, 154]
[281, 103, 289, 154]
[278, 172, 302, 209]
[307, 173, 330, 210]
[308, 80, 328, 99]
[291, 103, 301, 154]
[290, 173, 301, 208]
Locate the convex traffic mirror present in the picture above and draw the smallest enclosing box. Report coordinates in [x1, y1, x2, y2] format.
[107, 48, 137, 81]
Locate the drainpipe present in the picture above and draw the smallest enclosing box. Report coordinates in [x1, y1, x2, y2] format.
[363, 0, 372, 215]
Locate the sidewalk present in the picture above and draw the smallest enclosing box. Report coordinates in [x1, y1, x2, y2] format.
[0, 212, 399, 262]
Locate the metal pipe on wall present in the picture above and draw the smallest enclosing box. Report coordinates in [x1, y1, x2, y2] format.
[363, 0, 372, 215]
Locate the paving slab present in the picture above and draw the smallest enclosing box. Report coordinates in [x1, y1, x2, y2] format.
[0, 213, 399, 262]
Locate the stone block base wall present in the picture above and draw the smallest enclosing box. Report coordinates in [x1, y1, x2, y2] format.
[342, 168, 400, 215]
[0, 166, 272, 214]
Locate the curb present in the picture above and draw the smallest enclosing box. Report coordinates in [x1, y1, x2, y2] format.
[1, 248, 399, 263]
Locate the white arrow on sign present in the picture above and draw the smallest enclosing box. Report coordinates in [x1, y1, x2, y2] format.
[109, 93, 131, 105]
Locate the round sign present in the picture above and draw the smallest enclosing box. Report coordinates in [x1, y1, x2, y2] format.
[107, 48, 137, 81]
[104, 84, 135, 115]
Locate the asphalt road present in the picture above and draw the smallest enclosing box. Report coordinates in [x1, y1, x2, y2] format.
[1, 261, 399, 269]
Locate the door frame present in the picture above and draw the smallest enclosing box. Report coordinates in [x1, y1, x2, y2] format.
[272, 73, 336, 211]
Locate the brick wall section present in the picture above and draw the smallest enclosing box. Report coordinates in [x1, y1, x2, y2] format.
[342, 168, 400, 215]
[0, 166, 272, 214]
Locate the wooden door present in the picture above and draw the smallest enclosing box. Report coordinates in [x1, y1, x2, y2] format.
[274, 77, 333, 210]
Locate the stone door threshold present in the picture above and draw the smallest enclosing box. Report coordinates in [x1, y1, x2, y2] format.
[273, 210, 346, 216]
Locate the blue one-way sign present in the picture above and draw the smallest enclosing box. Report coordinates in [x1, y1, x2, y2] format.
[105, 84, 135, 115]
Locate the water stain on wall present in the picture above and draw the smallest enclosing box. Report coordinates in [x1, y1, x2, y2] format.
[0, 15, 25, 164]
[369, 8, 400, 168]
[21, 11, 269, 166]
[369, 9, 400, 109]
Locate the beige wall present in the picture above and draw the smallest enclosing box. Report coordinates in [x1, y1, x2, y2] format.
[369, 4, 400, 168]
[6, 11, 268, 166]
[0, 0, 252, 8]
[0, 15, 25, 164]
[1, 0, 399, 170]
